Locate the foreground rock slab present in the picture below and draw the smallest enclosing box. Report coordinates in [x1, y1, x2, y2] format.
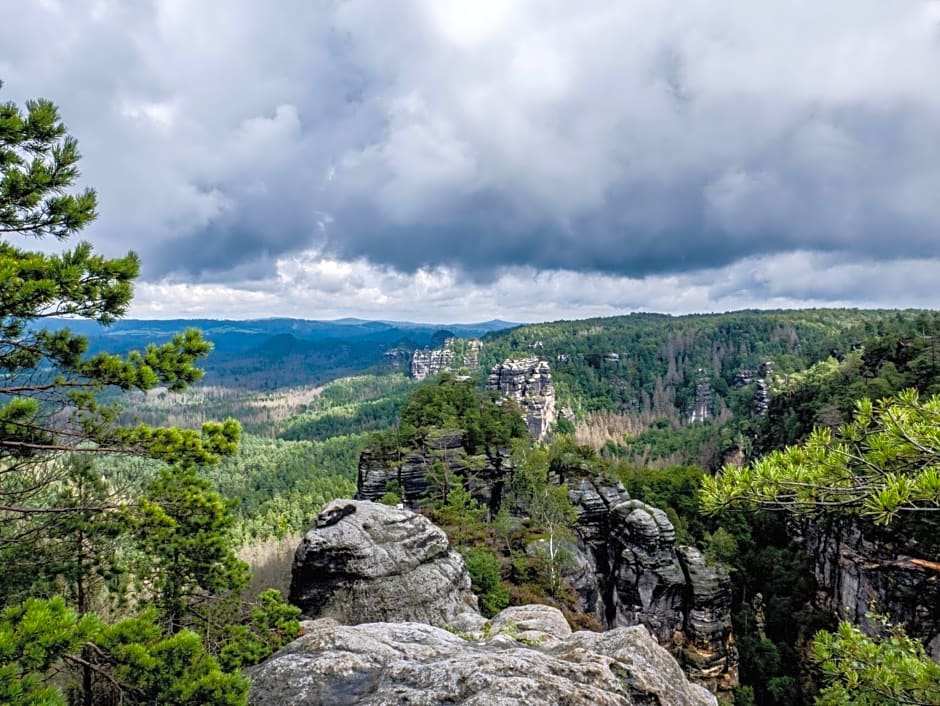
[289, 499, 479, 626]
[248, 610, 718, 706]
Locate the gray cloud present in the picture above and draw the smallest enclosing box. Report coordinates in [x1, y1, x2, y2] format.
[2, 0, 940, 303]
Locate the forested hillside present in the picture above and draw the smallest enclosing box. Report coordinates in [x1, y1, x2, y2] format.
[358, 310, 940, 705]
[482, 309, 907, 418]
[31, 304, 938, 705]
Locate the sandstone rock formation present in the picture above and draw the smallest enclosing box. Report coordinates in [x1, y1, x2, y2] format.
[734, 361, 772, 416]
[795, 516, 940, 658]
[355, 449, 738, 692]
[356, 429, 511, 514]
[486, 357, 557, 441]
[566, 478, 739, 692]
[688, 369, 713, 423]
[382, 347, 411, 369]
[411, 337, 483, 381]
[248, 606, 718, 706]
[289, 499, 479, 626]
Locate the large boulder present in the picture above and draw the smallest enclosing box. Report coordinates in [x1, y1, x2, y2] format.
[248, 604, 718, 706]
[289, 499, 479, 626]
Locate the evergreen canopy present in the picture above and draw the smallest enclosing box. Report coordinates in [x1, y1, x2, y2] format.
[1, 81, 239, 530]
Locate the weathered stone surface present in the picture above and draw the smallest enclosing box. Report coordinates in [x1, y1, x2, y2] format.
[248, 613, 718, 706]
[488, 604, 572, 644]
[411, 338, 482, 381]
[356, 429, 511, 514]
[795, 516, 940, 659]
[289, 499, 479, 626]
[563, 481, 739, 693]
[606, 501, 737, 692]
[688, 369, 713, 423]
[486, 357, 557, 441]
[676, 547, 738, 690]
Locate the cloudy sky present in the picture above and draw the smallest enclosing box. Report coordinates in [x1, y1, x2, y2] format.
[3, 1, 940, 322]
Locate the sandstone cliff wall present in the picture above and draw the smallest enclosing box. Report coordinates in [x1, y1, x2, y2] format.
[794, 516, 940, 658]
[486, 357, 557, 441]
[411, 338, 482, 381]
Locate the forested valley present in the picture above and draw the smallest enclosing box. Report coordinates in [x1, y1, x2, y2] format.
[2, 84, 938, 705]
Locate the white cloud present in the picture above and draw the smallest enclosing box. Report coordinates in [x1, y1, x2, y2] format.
[130, 250, 940, 322]
[3, 1, 940, 319]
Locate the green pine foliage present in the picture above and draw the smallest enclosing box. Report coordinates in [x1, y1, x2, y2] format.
[702, 390, 940, 524]
[136, 464, 251, 635]
[0, 598, 250, 706]
[0, 83, 301, 703]
[813, 617, 940, 706]
[218, 589, 301, 671]
[463, 547, 510, 617]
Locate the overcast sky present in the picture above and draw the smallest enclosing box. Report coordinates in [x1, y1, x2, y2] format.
[3, 1, 940, 322]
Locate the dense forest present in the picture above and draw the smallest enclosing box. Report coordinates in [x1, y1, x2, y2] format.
[321, 311, 938, 705]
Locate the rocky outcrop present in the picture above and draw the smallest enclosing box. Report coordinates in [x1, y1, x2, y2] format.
[676, 547, 740, 687]
[411, 337, 482, 381]
[734, 361, 772, 416]
[356, 429, 511, 514]
[566, 478, 739, 693]
[248, 606, 718, 706]
[355, 456, 738, 692]
[795, 516, 940, 658]
[487, 357, 557, 441]
[279, 500, 716, 705]
[289, 499, 479, 626]
[382, 347, 411, 369]
[688, 369, 713, 424]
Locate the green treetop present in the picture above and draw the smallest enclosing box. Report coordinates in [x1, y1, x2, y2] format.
[701, 389, 940, 525]
[701, 388, 940, 704]
[1, 81, 239, 535]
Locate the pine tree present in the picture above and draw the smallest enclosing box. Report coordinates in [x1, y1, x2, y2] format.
[1, 83, 239, 570]
[136, 464, 251, 637]
[701, 389, 940, 703]
[0, 82, 247, 704]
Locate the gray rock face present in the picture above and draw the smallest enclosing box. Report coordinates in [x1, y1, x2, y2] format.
[382, 347, 412, 369]
[486, 357, 557, 441]
[688, 369, 713, 423]
[356, 429, 511, 514]
[248, 606, 718, 706]
[733, 361, 772, 416]
[564, 479, 739, 693]
[675, 547, 739, 686]
[411, 338, 482, 381]
[796, 516, 940, 659]
[289, 499, 479, 626]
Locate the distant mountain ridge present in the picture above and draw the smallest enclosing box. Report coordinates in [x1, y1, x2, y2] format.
[46, 317, 519, 389]
[43, 316, 519, 339]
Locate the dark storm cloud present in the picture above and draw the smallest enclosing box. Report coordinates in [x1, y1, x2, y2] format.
[2, 0, 940, 293]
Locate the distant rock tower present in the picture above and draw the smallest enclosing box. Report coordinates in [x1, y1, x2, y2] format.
[486, 357, 557, 442]
[688, 368, 713, 424]
[410, 338, 482, 381]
